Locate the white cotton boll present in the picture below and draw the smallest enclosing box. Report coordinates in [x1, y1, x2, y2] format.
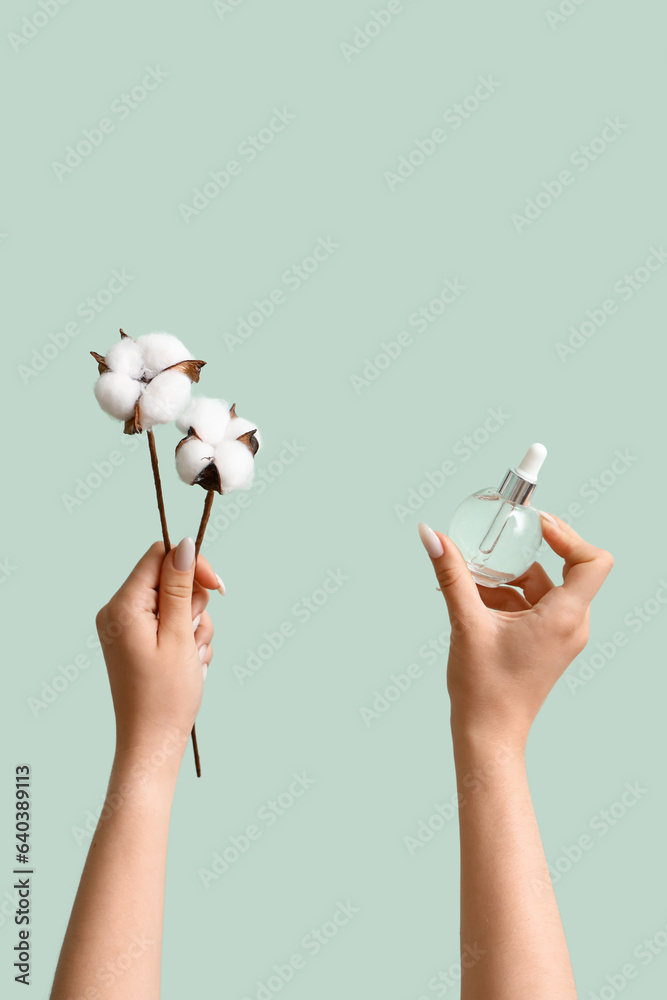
[94, 372, 142, 421]
[104, 338, 145, 379]
[138, 370, 192, 428]
[224, 415, 257, 440]
[176, 436, 216, 485]
[225, 417, 260, 457]
[214, 439, 255, 493]
[176, 397, 231, 445]
[135, 332, 192, 379]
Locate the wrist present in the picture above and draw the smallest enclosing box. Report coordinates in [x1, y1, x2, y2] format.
[91, 748, 180, 834]
[112, 729, 188, 792]
[450, 709, 528, 761]
[450, 721, 526, 800]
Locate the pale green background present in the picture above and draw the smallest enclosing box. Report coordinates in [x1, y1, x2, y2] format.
[2, 1, 666, 997]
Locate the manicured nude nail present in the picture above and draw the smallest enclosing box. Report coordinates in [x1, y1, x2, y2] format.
[199, 644, 208, 663]
[418, 522, 444, 559]
[215, 573, 226, 596]
[174, 536, 195, 572]
[538, 510, 558, 527]
[192, 614, 201, 633]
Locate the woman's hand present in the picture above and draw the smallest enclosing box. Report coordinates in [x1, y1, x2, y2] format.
[52, 538, 223, 998]
[418, 513, 610, 999]
[95, 538, 222, 757]
[418, 514, 614, 749]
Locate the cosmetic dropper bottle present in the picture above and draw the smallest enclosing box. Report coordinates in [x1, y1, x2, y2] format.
[448, 443, 547, 587]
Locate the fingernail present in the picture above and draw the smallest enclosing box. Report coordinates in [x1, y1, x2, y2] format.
[538, 510, 558, 527]
[199, 644, 208, 663]
[215, 573, 226, 596]
[418, 522, 444, 559]
[174, 537, 195, 572]
[192, 614, 201, 633]
[202, 663, 208, 681]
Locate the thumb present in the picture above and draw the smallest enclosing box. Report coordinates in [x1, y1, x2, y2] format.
[158, 537, 196, 641]
[417, 523, 484, 628]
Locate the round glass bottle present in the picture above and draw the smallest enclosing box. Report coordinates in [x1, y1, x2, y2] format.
[449, 444, 546, 587]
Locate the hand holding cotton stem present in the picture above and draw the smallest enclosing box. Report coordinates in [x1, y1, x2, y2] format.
[91, 328, 206, 775]
[175, 397, 261, 555]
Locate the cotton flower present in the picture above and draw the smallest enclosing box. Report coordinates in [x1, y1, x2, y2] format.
[176, 399, 260, 494]
[91, 330, 205, 434]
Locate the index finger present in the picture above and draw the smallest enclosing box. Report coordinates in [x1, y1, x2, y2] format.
[116, 541, 166, 602]
[193, 551, 221, 592]
[539, 513, 614, 604]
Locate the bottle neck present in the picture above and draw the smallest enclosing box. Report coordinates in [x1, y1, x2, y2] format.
[497, 469, 537, 505]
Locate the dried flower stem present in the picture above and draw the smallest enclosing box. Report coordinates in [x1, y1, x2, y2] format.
[146, 429, 171, 553]
[147, 428, 202, 777]
[195, 490, 216, 558]
[190, 726, 201, 777]
[187, 490, 216, 780]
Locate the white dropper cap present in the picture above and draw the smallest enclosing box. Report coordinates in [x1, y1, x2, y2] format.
[514, 443, 547, 484]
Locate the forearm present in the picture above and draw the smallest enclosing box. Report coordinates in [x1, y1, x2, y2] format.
[452, 721, 577, 1000]
[51, 738, 185, 999]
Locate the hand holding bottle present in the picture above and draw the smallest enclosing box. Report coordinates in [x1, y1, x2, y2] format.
[418, 514, 614, 749]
